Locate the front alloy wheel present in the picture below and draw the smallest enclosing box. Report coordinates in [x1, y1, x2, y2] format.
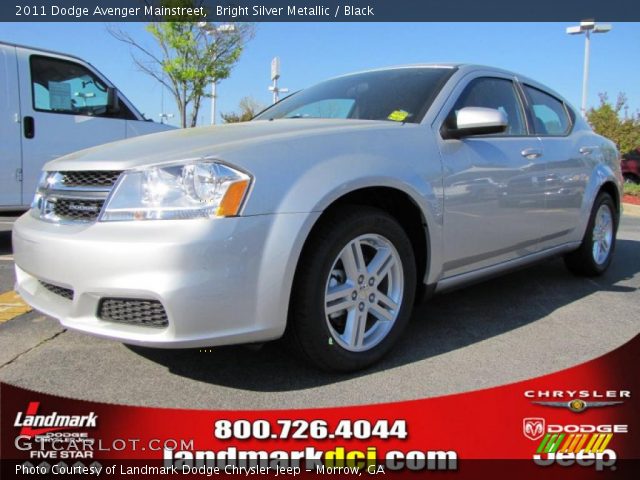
[325, 234, 404, 352]
[288, 206, 417, 371]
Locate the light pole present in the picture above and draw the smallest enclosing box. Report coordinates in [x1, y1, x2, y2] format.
[198, 22, 236, 125]
[268, 57, 288, 104]
[566, 20, 612, 118]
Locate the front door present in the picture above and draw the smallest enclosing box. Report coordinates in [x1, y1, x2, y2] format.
[16, 50, 128, 205]
[437, 75, 547, 277]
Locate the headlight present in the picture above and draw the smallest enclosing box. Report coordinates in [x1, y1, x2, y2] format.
[100, 161, 251, 221]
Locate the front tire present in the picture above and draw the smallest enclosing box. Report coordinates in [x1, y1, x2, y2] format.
[564, 192, 618, 276]
[288, 206, 417, 372]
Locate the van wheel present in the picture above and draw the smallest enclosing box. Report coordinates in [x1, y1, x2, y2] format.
[564, 192, 618, 276]
[288, 206, 416, 372]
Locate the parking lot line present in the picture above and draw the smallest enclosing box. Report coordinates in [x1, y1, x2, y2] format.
[0, 291, 32, 323]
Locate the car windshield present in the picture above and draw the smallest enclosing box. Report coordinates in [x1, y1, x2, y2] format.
[254, 67, 455, 124]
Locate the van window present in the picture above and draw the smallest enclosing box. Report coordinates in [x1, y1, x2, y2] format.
[30, 55, 135, 120]
[523, 85, 571, 135]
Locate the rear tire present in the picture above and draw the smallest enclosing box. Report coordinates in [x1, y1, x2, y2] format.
[288, 206, 417, 372]
[564, 192, 618, 277]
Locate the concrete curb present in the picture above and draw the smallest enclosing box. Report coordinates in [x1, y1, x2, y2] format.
[622, 202, 640, 217]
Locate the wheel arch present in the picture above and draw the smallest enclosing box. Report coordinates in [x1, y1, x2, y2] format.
[576, 164, 623, 242]
[598, 180, 621, 217]
[292, 185, 433, 303]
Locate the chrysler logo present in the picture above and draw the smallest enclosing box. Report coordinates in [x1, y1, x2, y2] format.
[532, 400, 623, 413]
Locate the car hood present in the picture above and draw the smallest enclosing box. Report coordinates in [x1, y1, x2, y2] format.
[45, 119, 405, 171]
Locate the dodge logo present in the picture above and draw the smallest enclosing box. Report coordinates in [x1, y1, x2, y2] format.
[523, 417, 545, 441]
[68, 203, 98, 212]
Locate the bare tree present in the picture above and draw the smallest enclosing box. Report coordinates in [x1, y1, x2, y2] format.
[221, 97, 266, 123]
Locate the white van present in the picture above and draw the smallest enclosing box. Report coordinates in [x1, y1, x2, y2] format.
[0, 41, 173, 210]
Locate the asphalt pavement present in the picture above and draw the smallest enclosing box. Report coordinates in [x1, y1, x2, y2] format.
[0, 213, 638, 409]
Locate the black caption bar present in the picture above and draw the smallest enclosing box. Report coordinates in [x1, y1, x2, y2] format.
[1, 0, 638, 22]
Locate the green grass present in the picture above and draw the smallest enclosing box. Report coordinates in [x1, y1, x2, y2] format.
[624, 182, 640, 197]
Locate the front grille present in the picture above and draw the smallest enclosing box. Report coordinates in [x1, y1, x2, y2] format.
[35, 170, 121, 224]
[52, 198, 104, 222]
[39, 280, 74, 300]
[60, 171, 122, 188]
[98, 298, 169, 328]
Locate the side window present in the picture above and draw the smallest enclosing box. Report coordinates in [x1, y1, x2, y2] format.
[30, 55, 135, 120]
[523, 85, 571, 136]
[451, 77, 526, 136]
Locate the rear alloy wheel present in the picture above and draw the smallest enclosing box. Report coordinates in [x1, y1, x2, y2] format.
[564, 192, 618, 276]
[288, 207, 416, 371]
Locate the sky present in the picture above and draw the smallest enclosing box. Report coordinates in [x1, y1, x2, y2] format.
[2, 22, 639, 127]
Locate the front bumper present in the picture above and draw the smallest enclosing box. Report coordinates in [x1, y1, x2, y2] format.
[13, 211, 318, 348]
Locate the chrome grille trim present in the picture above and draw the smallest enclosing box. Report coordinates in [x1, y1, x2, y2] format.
[39, 280, 74, 300]
[33, 170, 122, 224]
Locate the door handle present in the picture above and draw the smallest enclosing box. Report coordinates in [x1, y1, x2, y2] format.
[579, 146, 596, 155]
[23, 116, 35, 139]
[521, 148, 542, 160]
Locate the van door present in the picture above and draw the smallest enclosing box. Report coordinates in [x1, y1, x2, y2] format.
[0, 44, 23, 207]
[16, 49, 133, 205]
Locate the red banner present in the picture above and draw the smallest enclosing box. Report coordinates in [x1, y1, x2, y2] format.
[2, 335, 638, 478]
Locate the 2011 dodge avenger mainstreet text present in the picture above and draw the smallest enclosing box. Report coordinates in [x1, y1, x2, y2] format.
[13, 65, 622, 371]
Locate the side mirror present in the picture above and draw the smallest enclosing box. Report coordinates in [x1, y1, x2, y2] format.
[106, 87, 120, 114]
[443, 107, 508, 139]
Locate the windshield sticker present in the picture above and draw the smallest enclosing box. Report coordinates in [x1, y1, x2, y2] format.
[387, 109, 410, 122]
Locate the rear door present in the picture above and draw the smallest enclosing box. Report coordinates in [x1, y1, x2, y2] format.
[520, 83, 590, 248]
[16, 49, 135, 205]
[0, 44, 22, 207]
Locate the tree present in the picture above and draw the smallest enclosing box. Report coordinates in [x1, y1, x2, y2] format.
[220, 97, 265, 123]
[109, 1, 254, 128]
[586, 93, 640, 154]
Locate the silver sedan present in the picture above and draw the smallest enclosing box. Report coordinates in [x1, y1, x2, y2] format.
[13, 64, 622, 371]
